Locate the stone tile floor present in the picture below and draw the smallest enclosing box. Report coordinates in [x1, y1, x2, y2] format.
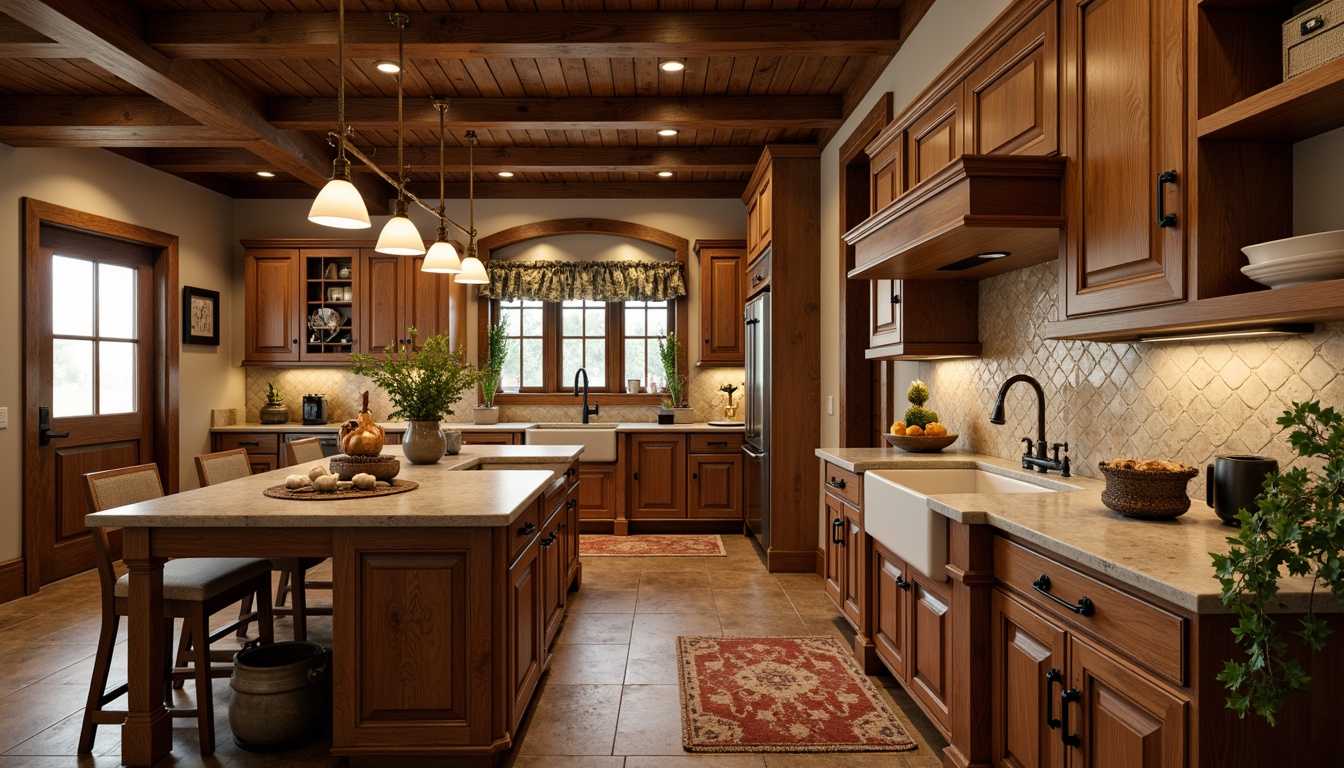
[0, 535, 948, 767]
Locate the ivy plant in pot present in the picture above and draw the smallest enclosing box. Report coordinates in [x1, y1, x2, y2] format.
[260, 383, 288, 424]
[349, 328, 478, 464]
[1212, 400, 1344, 725]
[475, 320, 508, 425]
[656, 332, 693, 424]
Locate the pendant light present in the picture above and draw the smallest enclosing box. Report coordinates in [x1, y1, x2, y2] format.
[421, 98, 463, 274]
[454, 129, 489, 285]
[308, 0, 370, 229]
[374, 11, 426, 256]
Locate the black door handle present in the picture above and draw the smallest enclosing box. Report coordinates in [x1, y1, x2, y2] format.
[518, 522, 537, 536]
[38, 406, 69, 446]
[891, 293, 900, 304]
[1060, 687, 1081, 748]
[894, 575, 911, 591]
[1032, 574, 1094, 616]
[566, 499, 577, 511]
[1045, 668, 1063, 729]
[831, 518, 844, 545]
[1156, 169, 1178, 228]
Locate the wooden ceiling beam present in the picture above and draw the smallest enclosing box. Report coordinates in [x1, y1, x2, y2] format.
[0, 14, 73, 56]
[0, 127, 251, 146]
[270, 96, 841, 131]
[234, 180, 746, 200]
[143, 147, 271, 173]
[0, 95, 200, 127]
[147, 10, 904, 60]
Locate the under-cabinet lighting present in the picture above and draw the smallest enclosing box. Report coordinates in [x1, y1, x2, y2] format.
[498, 171, 514, 178]
[659, 59, 686, 73]
[657, 129, 679, 137]
[978, 251, 1010, 259]
[1138, 324, 1313, 344]
[658, 171, 674, 178]
[256, 171, 276, 178]
[375, 60, 400, 74]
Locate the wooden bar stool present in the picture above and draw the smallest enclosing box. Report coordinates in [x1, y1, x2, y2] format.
[81, 463, 274, 757]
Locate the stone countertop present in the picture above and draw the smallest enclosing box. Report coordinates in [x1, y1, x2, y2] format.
[87, 445, 581, 529]
[211, 421, 746, 434]
[815, 447, 1327, 615]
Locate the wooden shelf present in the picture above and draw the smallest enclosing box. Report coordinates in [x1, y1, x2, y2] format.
[1044, 278, 1344, 341]
[1198, 56, 1344, 141]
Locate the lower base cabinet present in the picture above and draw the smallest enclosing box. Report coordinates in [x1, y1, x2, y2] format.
[577, 465, 617, 520]
[870, 541, 950, 737]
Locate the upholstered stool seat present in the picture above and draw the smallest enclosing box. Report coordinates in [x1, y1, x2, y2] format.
[115, 557, 274, 601]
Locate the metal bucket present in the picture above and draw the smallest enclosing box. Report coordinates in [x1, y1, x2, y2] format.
[229, 641, 331, 752]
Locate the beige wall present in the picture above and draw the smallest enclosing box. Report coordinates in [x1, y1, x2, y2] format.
[0, 144, 240, 562]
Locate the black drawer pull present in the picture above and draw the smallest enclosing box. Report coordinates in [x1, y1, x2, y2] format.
[540, 532, 558, 548]
[518, 522, 536, 536]
[1032, 574, 1094, 616]
[890, 293, 900, 304]
[1045, 669, 1063, 729]
[1060, 687, 1081, 748]
[825, 477, 846, 490]
[565, 468, 576, 478]
[239, 441, 261, 447]
[1156, 169, 1178, 228]
[708, 441, 728, 447]
[566, 499, 577, 511]
[894, 575, 911, 591]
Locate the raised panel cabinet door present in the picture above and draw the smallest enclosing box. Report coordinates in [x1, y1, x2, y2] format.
[870, 279, 902, 348]
[908, 573, 952, 733]
[247, 454, 278, 475]
[577, 465, 617, 520]
[991, 589, 1067, 768]
[906, 89, 962, 188]
[539, 510, 565, 648]
[756, 176, 773, 253]
[404, 255, 464, 349]
[698, 245, 747, 365]
[629, 433, 686, 519]
[688, 454, 742, 519]
[841, 502, 865, 630]
[244, 249, 300, 362]
[870, 138, 904, 213]
[966, 0, 1059, 156]
[1062, 0, 1186, 317]
[508, 538, 543, 733]
[1066, 637, 1187, 768]
[822, 493, 846, 611]
[872, 543, 910, 684]
[359, 251, 407, 353]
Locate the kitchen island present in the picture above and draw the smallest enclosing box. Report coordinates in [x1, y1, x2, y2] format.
[86, 444, 584, 768]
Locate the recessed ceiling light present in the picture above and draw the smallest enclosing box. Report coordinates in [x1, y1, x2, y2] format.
[659, 59, 686, 73]
[375, 60, 400, 74]
[657, 171, 674, 178]
[657, 129, 678, 137]
[497, 171, 514, 178]
[256, 171, 276, 178]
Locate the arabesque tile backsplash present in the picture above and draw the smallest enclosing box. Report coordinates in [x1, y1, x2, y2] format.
[922, 262, 1344, 498]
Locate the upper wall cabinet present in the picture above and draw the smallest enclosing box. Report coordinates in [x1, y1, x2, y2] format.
[965, 1, 1058, 157]
[694, 239, 746, 366]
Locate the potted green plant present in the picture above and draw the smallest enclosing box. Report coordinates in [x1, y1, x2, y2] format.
[260, 383, 288, 424]
[349, 327, 478, 464]
[475, 319, 508, 425]
[1212, 400, 1344, 725]
[656, 332, 693, 424]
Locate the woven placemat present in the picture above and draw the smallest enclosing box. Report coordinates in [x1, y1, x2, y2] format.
[262, 478, 418, 501]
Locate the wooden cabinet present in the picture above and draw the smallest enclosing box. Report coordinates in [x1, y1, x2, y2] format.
[823, 493, 846, 610]
[907, 89, 963, 188]
[361, 250, 462, 353]
[507, 530, 542, 732]
[991, 588, 1066, 768]
[539, 495, 566, 648]
[212, 432, 279, 475]
[1060, 0, 1187, 318]
[628, 433, 686, 519]
[687, 433, 743, 520]
[966, 0, 1058, 157]
[821, 465, 866, 634]
[577, 464, 617, 520]
[745, 170, 772, 262]
[867, 278, 981, 360]
[872, 542, 912, 686]
[869, 130, 904, 213]
[746, 248, 771, 297]
[694, 239, 746, 366]
[244, 249, 301, 363]
[462, 431, 519, 446]
[908, 572, 952, 734]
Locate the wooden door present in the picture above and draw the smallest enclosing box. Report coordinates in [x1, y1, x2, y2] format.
[628, 433, 686, 519]
[991, 589, 1067, 768]
[872, 543, 910, 684]
[966, 0, 1058, 157]
[359, 250, 408, 354]
[244, 248, 300, 362]
[841, 502, 865, 629]
[1062, 0, 1186, 317]
[870, 279, 902, 348]
[1067, 637, 1187, 768]
[755, 175, 773, 255]
[577, 465, 617, 520]
[908, 572, 952, 733]
[687, 454, 742, 519]
[906, 89, 962, 188]
[870, 136, 904, 212]
[696, 242, 746, 365]
[539, 509, 565, 648]
[25, 225, 156, 585]
[508, 537, 543, 732]
[822, 493, 846, 610]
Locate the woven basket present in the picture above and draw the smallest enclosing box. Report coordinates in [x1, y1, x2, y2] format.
[1097, 463, 1197, 519]
[328, 454, 400, 481]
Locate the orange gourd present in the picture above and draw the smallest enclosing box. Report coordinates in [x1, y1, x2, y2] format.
[339, 391, 385, 456]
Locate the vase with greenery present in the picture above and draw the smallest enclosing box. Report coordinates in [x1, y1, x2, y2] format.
[656, 332, 692, 423]
[349, 328, 478, 464]
[1212, 400, 1344, 725]
[260, 382, 288, 424]
[475, 319, 508, 425]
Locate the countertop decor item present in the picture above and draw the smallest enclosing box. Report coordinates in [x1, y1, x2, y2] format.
[182, 285, 220, 346]
[657, 332, 687, 410]
[260, 383, 288, 424]
[1213, 400, 1344, 724]
[475, 319, 507, 425]
[329, 453, 400, 481]
[883, 433, 958, 452]
[719, 382, 740, 419]
[1096, 459, 1198, 519]
[338, 391, 385, 455]
[887, 379, 953, 450]
[262, 478, 416, 500]
[229, 641, 330, 752]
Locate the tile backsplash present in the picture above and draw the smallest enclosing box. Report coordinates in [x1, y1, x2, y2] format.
[244, 365, 746, 425]
[922, 261, 1344, 498]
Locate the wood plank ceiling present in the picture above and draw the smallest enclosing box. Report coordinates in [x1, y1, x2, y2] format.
[0, 0, 933, 203]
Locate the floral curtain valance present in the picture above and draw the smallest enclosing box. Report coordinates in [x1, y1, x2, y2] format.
[478, 260, 688, 302]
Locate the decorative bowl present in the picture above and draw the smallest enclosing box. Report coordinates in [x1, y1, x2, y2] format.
[884, 433, 958, 452]
[1241, 229, 1344, 264]
[329, 453, 400, 481]
[1097, 462, 1197, 519]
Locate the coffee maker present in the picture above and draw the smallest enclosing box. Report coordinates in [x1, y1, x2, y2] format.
[302, 394, 328, 425]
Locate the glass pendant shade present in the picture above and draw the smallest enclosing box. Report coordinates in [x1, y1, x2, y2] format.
[456, 254, 489, 284]
[422, 239, 462, 273]
[375, 213, 426, 255]
[308, 178, 371, 229]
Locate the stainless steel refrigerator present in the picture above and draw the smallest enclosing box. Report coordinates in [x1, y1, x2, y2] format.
[743, 290, 770, 549]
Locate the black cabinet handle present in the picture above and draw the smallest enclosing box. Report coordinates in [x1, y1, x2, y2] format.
[540, 532, 558, 548]
[1045, 669, 1063, 729]
[692, 472, 698, 479]
[565, 468, 576, 478]
[890, 293, 900, 304]
[1032, 574, 1094, 616]
[518, 522, 536, 536]
[1060, 687, 1081, 748]
[633, 471, 638, 481]
[292, 339, 299, 345]
[894, 575, 911, 591]
[825, 477, 847, 490]
[566, 499, 577, 511]
[239, 441, 262, 447]
[752, 273, 764, 284]
[1156, 169, 1178, 228]
[707, 441, 728, 447]
[831, 518, 844, 545]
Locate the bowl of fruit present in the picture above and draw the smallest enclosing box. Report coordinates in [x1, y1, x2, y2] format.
[883, 380, 958, 452]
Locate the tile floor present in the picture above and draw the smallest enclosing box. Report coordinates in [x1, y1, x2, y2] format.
[0, 534, 948, 767]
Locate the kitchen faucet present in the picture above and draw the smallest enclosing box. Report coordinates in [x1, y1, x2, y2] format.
[989, 374, 1070, 476]
[573, 368, 600, 424]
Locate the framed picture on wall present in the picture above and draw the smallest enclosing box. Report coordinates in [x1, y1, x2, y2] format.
[183, 286, 220, 346]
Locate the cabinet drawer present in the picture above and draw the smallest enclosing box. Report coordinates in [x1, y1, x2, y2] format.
[822, 462, 861, 507]
[993, 536, 1185, 685]
[217, 433, 278, 455]
[689, 433, 743, 453]
[746, 249, 771, 295]
[510, 498, 542, 566]
[543, 474, 569, 520]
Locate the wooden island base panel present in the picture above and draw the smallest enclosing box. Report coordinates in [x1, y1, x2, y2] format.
[91, 445, 582, 767]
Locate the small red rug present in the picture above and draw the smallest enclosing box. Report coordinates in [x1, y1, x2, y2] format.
[580, 534, 726, 557]
[677, 636, 916, 753]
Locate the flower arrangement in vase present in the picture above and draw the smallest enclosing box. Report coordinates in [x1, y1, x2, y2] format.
[719, 383, 741, 420]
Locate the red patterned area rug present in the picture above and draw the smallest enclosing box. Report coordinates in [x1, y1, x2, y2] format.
[677, 635, 916, 753]
[580, 534, 726, 557]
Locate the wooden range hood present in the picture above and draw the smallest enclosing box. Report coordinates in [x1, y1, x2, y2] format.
[845, 154, 1066, 281]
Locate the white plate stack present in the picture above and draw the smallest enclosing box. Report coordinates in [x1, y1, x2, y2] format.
[1240, 230, 1344, 288]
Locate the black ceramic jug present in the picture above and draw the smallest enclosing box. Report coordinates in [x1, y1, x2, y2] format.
[1206, 455, 1278, 526]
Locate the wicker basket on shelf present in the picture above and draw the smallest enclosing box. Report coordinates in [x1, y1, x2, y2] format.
[1097, 462, 1198, 519]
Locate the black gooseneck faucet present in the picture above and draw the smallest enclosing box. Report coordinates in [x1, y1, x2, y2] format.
[990, 374, 1070, 476]
[573, 368, 600, 424]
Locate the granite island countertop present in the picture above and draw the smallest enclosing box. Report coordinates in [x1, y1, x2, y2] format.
[816, 447, 1329, 615]
[88, 444, 581, 529]
[211, 421, 746, 434]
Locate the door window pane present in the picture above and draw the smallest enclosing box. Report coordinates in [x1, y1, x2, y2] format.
[53, 339, 94, 417]
[99, 341, 137, 414]
[52, 256, 94, 336]
[98, 263, 136, 339]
